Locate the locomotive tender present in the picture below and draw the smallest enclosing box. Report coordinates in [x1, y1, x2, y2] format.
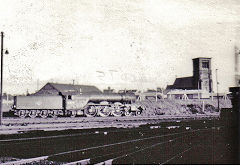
[11, 93, 143, 118]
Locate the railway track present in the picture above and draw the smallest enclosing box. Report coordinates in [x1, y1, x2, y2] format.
[3, 114, 219, 124]
[0, 114, 219, 135]
[1, 126, 224, 164]
[1, 114, 236, 164]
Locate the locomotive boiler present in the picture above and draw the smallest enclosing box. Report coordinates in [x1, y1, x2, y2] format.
[11, 93, 143, 118]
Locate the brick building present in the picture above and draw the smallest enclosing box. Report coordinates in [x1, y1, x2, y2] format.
[166, 57, 213, 99]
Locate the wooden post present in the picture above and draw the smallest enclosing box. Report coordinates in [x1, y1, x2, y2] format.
[155, 90, 157, 102]
[202, 101, 205, 112]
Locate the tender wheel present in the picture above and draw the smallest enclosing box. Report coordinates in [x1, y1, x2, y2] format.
[84, 106, 98, 117]
[136, 110, 142, 116]
[70, 110, 77, 118]
[49, 110, 58, 118]
[40, 110, 48, 118]
[28, 110, 38, 118]
[98, 106, 111, 117]
[124, 111, 132, 117]
[18, 110, 27, 118]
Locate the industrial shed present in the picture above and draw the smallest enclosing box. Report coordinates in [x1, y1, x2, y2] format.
[33, 83, 102, 96]
[166, 77, 194, 90]
[166, 89, 211, 99]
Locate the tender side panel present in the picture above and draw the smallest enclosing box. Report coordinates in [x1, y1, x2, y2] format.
[15, 95, 63, 110]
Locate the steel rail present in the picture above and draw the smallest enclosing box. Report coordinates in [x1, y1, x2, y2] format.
[2, 114, 219, 125]
[160, 147, 193, 165]
[160, 126, 225, 164]
[0, 125, 166, 143]
[96, 135, 186, 165]
[49, 127, 211, 157]
[0, 123, 222, 145]
[1, 156, 49, 165]
[1, 127, 215, 165]
[0, 114, 219, 135]
[70, 127, 223, 164]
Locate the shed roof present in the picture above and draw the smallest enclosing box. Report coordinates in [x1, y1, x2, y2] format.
[47, 83, 102, 95]
[171, 76, 194, 89]
[192, 57, 212, 60]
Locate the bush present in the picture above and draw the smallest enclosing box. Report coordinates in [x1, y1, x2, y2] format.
[205, 104, 216, 112]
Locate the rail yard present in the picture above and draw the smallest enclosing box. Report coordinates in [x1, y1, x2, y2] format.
[0, 75, 238, 164]
[0, 87, 238, 164]
[0, 114, 219, 134]
[1, 0, 240, 163]
[0, 86, 238, 164]
[0, 116, 238, 164]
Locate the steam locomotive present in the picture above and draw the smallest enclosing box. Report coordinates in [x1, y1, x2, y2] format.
[10, 93, 144, 118]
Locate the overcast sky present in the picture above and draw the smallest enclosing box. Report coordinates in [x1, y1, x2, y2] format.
[0, 0, 240, 94]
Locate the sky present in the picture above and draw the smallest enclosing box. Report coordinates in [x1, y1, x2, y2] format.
[0, 0, 240, 94]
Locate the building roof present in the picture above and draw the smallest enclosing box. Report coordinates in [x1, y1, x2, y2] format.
[166, 85, 174, 90]
[38, 83, 102, 95]
[166, 89, 207, 95]
[170, 76, 194, 89]
[51, 83, 101, 95]
[192, 57, 212, 60]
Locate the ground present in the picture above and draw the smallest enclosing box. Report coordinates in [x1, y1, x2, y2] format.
[138, 98, 232, 116]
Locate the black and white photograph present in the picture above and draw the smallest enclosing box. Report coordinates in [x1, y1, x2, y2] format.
[0, 0, 239, 164]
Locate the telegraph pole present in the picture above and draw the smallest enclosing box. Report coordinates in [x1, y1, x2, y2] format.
[215, 69, 220, 112]
[0, 32, 4, 125]
[0, 32, 8, 125]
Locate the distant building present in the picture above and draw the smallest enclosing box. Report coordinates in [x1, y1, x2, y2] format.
[103, 87, 115, 93]
[118, 89, 138, 94]
[138, 91, 165, 101]
[167, 89, 210, 99]
[33, 83, 102, 96]
[166, 76, 195, 90]
[2, 93, 13, 100]
[166, 57, 213, 99]
[167, 57, 212, 92]
[192, 57, 213, 92]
